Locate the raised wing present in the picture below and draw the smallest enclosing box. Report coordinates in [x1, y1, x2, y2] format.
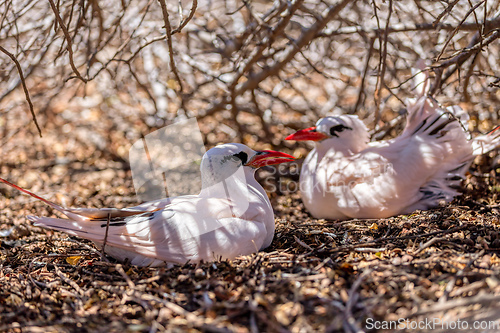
[333, 97, 473, 218]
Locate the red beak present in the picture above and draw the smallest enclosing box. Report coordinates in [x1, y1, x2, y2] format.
[246, 150, 295, 168]
[285, 127, 328, 141]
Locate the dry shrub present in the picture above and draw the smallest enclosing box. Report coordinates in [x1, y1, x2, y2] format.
[0, 0, 499, 148]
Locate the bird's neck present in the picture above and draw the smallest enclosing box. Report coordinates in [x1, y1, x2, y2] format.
[199, 166, 261, 199]
[199, 167, 269, 221]
[245, 169, 270, 205]
[315, 139, 368, 158]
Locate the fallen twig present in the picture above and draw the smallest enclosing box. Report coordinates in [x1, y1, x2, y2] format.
[343, 269, 371, 333]
[413, 236, 447, 255]
[54, 264, 85, 296]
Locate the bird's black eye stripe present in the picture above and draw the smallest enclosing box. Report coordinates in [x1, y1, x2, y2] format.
[330, 124, 352, 137]
[233, 151, 248, 164]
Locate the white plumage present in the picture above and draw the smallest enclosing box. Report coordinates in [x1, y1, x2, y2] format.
[0, 143, 294, 266]
[286, 74, 500, 220]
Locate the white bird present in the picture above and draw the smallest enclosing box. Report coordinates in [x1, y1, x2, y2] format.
[286, 79, 500, 220]
[0, 143, 294, 266]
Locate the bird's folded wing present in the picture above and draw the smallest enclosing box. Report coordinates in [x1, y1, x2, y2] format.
[323, 150, 391, 187]
[325, 151, 399, 217]
[64, 207, 154, 219]
[64, 196, 178, 219]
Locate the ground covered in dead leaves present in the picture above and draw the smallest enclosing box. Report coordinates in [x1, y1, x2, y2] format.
[1, 139, 500, 333]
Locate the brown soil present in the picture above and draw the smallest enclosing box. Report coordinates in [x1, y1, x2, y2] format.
[1, 116, 500, 332]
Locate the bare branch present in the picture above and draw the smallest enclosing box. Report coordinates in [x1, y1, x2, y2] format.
[172, 0, 197, 35]
[353, 37, 375, 114]
[433, 0, 460, 27]
[0, 45, 42, 137]
[436, 0, 485, 62]
[48, 0, 87, 83]
[235, 0, 355, 95]
[431, 27, 500, 95]
[374, 0, 393, 124]
[157, 0, 184, 99]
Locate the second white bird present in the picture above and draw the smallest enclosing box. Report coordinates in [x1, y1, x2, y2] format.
[286, 88, 499, 220]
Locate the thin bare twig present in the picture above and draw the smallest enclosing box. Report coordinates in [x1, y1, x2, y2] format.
[413, 237, 447, 255]
[0, 45, 42, 137]
[228, 0, 303, 92]
[353, 37, 375, 114]
[250, 89, 273, 142]
[343, 269, 371, 333]
[48, 0, 87, 83]
[294, 235, 313, 251]
[433, 0, 460, 27]
[157, 0, 184, 96]
[54, 264, 85, 296]
[320, 19, 500, 37]
[172, 0, 197, 34]
[101, 212, 111, 262]
[374, 0, 392, 125]
[235, 0, 355, 95]
[431, 27, 500, 94]
[436, 0, 485, 62]
[116, 264, 135, 289]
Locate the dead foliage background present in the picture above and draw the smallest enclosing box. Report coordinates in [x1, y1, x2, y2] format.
[1, 0, 500, 332]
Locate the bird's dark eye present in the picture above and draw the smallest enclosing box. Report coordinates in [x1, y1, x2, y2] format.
[330, 124, 352, 137]
[232, 151, 248, 164]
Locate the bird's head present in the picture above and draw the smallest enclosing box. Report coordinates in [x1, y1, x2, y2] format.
[285, 115, 369, 153]
[201, 143, 295, 188]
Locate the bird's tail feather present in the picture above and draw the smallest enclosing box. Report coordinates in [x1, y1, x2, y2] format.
[0, 177, 98, 221]
[472, 125, 500, 156]
[0, 176, 154, 221]
[28, 215, 91, 236]
[0, 177, 71, 216]
[66, 207, 150, 219]
[29, 214, 159, 256]
[406, 160, 472, 213]
[405, 64, 468, 140]
[411, 60, 430, 98]
[28, 215, 113, 243]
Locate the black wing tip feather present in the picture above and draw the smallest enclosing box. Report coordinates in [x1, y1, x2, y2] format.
[99, 211, 158, 228]
[409, 98, 462, 139]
